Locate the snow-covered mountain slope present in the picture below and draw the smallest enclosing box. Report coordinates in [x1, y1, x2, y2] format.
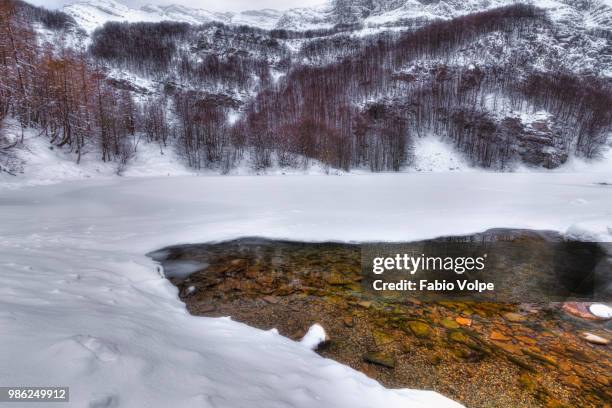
[61, 0, 329, 33]
[229, 9, 283, 29]
[60, 0, 612, 82]
[338, 0, 515, 25]
[333, 0, 612, 31]
[63, 0, 285, 32]
[63, 0, 612, 33]
[274, 4, 334, 30]
[64, 0, 182, 32]
[535, 0, 612, 31]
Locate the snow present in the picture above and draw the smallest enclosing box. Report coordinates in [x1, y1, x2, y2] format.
[553, 145, 612, 175]
[120, 142, 195, 178]
[63, 0, 328, 33]
[590, 303, 612, 319]
[361, 0, 525, 27]
[64, 0, 175, 33]
[0, 121, 194, 189]
[0, 120, 117, 189]
[300, 324, 328, 350]
[411, 136, 473, 172]
[229, 9, 282, 30]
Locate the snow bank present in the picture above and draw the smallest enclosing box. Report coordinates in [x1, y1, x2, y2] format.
[120, 142, 195, 178]
[0, 121, 194, 188]
[0, 121, 117, 189]
[554, 145, 612, 178]
[0, 123, 346, 187]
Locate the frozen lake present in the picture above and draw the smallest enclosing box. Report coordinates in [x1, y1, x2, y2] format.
[1, 172, 611, 407]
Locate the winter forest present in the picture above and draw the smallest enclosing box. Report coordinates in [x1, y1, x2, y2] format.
[1, 0, 610, 174]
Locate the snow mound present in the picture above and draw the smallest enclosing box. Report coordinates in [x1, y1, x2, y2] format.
[0, 121, 195, 189]
[300, 323, 328, 350]
[120, 142, 194, 178]
[0, 120, 117, 189]
[554, 145, 612, 180]
[411, 136, 472, 172]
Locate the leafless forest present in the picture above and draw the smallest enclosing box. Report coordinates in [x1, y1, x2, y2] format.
[1, 0, 610, 172]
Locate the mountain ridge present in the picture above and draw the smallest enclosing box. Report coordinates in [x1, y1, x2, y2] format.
[62, 0, 612, 33]
[63, 0, 326, 31]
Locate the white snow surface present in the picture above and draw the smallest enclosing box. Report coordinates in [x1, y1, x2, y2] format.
[411, 136, 473, 172]
[0, 121, 195, 189]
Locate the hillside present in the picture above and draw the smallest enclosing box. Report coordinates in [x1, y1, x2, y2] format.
[1, 0, 611, 177]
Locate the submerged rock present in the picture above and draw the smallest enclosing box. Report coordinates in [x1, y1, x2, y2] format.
[358, 300, 373, 308]
[490, 331, 511, 341]
[372, 330, 395, 347]
[448, 330, 470, 344]
[455, 317, 472, 326]
[262, 295, 280, 304]
[562, 302, 601, 321]
[580, 332, 609, 346]
[343, 316, 355, 327]
[405, 321, 432, 338]
[363, 351, 395, 368]
[503, 312, 526, 323]
[440, 318, 460, 329]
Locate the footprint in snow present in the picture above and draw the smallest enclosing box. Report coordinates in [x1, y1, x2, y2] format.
[89, 394, 119, 408]
[73, 334, 119, 362]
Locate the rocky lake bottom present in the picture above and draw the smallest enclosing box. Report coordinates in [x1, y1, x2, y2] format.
[150, 230, 611, 408]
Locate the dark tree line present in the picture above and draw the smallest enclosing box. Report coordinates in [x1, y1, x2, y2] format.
[270, 23, 364, 40]
[518, 73, 612, 158]
[13, 0, 77, 30]
[90, 22, 191, 74]
[91, 22, 283, 92]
